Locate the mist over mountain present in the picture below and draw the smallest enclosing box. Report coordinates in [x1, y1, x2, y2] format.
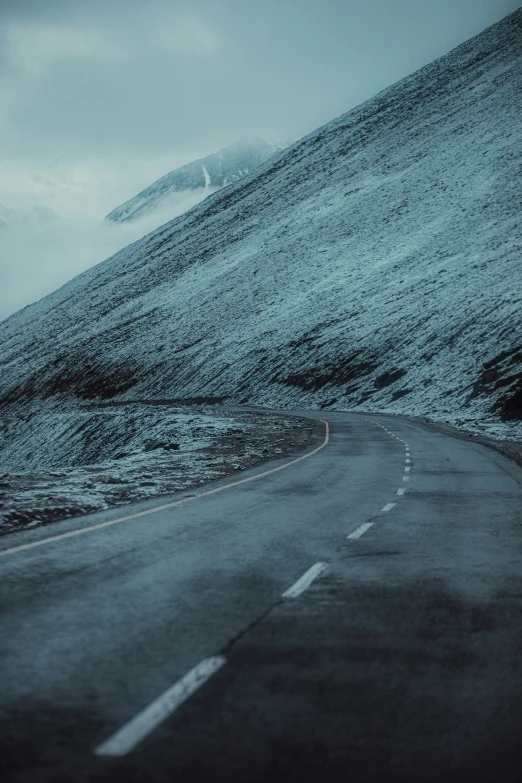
[0, 11, 521, 431]
[105, 138, 289, 224]
[0, 202, 59, 227]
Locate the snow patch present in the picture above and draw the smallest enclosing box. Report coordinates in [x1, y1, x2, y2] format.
[201, 165, 211, 188]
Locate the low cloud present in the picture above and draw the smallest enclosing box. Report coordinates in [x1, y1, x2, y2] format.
[0, 188, 214, 322]
[146, 10, 220, 56]
[4, 21, 130, 75]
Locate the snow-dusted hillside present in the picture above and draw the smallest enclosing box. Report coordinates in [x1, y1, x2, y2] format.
[0, 404, 312, 533]
[105, 138, 288, 224]
[0, 10, 521, 433]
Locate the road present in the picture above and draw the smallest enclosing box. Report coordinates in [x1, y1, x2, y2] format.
[1, 410, 522, 783]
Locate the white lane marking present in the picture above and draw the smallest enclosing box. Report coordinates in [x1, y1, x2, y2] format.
[403, 475, 410, 482]
[381, 502, 396, 512]
[282, 562, 328, 598]
[406, 458, 411, 464]
[397, 488, 406, 496]
[94, 656, 226, 757]
[406, 453, 410, 458]
[347, 522, 373, 539]
[0, 421, 330, 559]
[404, 466, 411, 472]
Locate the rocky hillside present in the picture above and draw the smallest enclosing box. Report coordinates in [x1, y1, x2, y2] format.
[105, 138, 288, 223]
[0, 10, 521, 431]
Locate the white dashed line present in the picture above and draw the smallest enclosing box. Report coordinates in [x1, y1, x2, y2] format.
[95, 656, 226, 757]
[282, 562, 328, 598]
[347, 522, 374, 539]
[365, 421, 411, 517]
[381, 502, 396, 512]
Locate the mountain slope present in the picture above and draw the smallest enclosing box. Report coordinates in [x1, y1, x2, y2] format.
[1, 10, 521, 430]
[105, 138, 288, 223]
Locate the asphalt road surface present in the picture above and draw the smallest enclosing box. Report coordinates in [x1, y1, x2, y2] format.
[1, 410, 522, 783]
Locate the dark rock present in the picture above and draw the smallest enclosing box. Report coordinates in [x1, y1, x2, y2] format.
[143, 439, 167, 452]
[374, 368, 407, 389]
[390, 389, 411, 401]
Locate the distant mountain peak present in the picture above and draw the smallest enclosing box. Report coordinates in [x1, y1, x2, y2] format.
[105, 137, 289, 224]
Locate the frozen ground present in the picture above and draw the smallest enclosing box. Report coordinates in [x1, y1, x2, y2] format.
[0, 403, 313, 535]
[0, 12, 521, 458]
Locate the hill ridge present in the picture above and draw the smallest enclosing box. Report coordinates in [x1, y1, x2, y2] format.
[105, 137, 288, 224]
[0, 9, 521, 434]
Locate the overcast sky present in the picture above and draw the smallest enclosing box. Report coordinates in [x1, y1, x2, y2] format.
[0, 0, 518, 214]
[0, 0, 519, 318]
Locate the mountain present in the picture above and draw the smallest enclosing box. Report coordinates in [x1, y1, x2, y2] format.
[0, 202, 59, 227]
[105, 138, 289, 224]
[1, 10, 521, 432]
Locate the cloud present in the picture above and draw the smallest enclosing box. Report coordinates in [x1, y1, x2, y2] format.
[146, 11, 220, 56]
[0, 150, 205, 219]
[0, 83, 16, 129]
[3, 12, 219, 77]
[0, 188, 215, 321]
[4, 21, 130, 75]
[0, 19, 130, 135]
[0, 8, 219, 129]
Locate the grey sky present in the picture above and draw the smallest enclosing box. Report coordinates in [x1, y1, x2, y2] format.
[1, 1, 518, 172]
[0, 0, 519, 320]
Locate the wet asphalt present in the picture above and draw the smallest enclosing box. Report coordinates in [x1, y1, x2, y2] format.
[1, 410, 522, 783]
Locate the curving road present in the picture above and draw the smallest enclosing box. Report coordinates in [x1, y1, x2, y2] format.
[1, 411, 522, 782]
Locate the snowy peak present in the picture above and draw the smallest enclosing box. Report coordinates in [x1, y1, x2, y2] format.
[104, 137, 288, 223]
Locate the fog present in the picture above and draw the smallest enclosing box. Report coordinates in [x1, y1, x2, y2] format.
[0, 189, 215, 321]
[0, 0, 519, 319]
